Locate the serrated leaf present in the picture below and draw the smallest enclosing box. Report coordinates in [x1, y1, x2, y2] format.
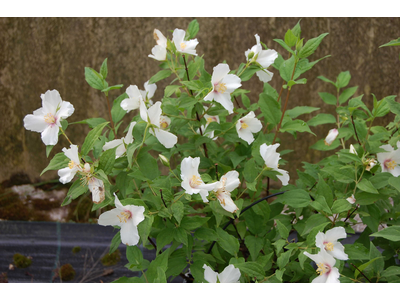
[285, 106, 319, 119]
[280, 119, 315, 135]
[216, 227, 239, 256]
[234, 262, 264, 279]
[186, 19, 199, 39]
[357, 178, 379, 194]
[307, 113, 336, 127]
[171, 201, 184, 224]
[276, 189, 311, 208]
[379, 37, 400, 48]
[109, 231, 121, 254]
[98, 147, 116, 175]
[336, 71, 351, 89]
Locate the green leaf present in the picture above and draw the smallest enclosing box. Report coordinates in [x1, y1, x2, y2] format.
[336, 71, 351, 89]
[126, 245, 143, 265]
[275, 219, 289, 240]
[291, 19, 302, 38]
[243, 158, 258, 183]
[273, 39, 295, 55]
[370, 226, 400, 241]
[81, 122, 109, 156]
[137, 151, 160, 180]
[180, 216, 210, 231]
[149, 69, 172, 84]
[318, 75, 337, 87]
[240, 65, 261, 81]
[381, 266, 400, 278]
[62, 180, 88, 206]
[318, 92, 336, 105]
[354, 257, 380, 279]
[259, 93, 281, 126]
[285, 106, 319, 119]
[284, 29, 297, 48]
[279, 55, 296, 82]
[339, 86, 358, 104]
[85, 67, 105, 90]
[331, 199, 352, 214]
[101, 84, 123, 93]
[171, 201, 184, 225]
[164, 85, 181, 97]
[173, 227, 188, 246]
[156, 228, 174, 253]
[298, 33, 329, 58]
[379, 37, 400, 48]
[186, 19, 199, 39]
[307, 113, 336, 127]
[386, 97, 400, 115]
[357, 178, 379, 194]
[100, 58, 108, 79]
[277, 248, 293, 270]
[109, 231, 121, 254]
[276, 189, 311, 208]
[280, 119, 315, 135]
[244, 236, 264, 261]
[111, 93, 128, 124]
[40, 152, 69, 176]
[234, 262, 264, 279]
[216, 227, 239, 256]
[98, 148, 116, 175]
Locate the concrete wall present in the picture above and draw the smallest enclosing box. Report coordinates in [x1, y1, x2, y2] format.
[1, 17, 400, 184]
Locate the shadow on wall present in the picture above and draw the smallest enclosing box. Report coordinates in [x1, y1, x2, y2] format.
[1, 17, 400, 185]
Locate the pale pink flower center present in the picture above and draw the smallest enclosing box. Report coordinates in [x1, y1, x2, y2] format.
[117, 210, 132, 223]
[189, 175, 202, 188]
[323, 241, 334, 251]
[44, 113, 56, 125]
[240, 120, 249, 129]
[316, 262, 331, 275]
[384, 159, 397, 170]
[215, 82, 227, 94]
[180, 42, 187, 50]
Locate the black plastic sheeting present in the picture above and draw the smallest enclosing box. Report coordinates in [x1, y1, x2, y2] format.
[0, 221, 183, 283]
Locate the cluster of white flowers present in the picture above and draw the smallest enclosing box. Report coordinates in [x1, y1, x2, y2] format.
[303, 227, 348, 283]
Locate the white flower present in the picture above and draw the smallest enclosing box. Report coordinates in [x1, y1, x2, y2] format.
[365, 158, 377, 171]
[377, 141, 400, 176]
[245, 34, 278, 83]
[236, 111, 262, 144]
[148, 29, 167, 61]
[324, 129, 339, 146]
[180, 157, 219, 203]
[172, 28, 198, 56]
[260, 143, 290, 186]
[58, 144, 82, 184]
[140, 101, 177, 148]
[204, 64, 242, 114]
[88, 177, 105, 204]
[213, 171, 240, 213]
[203, 264, 241, 283]
[23, 90, 75, 145]
[121, 85, 143, 113]
[346, 194, 356, 205]
[315, 227, 348, 261]
[303, 249, 340, 283]
[197, 113, 220, 140]
[102, 122, 136, 158]
[139, 81, 157, 107]
[98, 193, 145, 246]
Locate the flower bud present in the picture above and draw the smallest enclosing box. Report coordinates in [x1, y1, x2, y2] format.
[324, 129, 338, 146]
[159, 154, 170, 167]
[247, 51, 255, 60]
[346, 194, 356, 204]
[83, 163, 91, 173]
[349, 144, 357, 155]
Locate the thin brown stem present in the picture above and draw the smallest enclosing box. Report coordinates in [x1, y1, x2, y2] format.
[351, 263, 372, 283]
[106, 95, 116, 137]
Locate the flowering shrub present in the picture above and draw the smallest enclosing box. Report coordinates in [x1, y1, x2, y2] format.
[24, 20, 400, 283]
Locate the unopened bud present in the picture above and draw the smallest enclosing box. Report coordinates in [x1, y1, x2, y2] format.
[159, 154, 170, 167]
[247, 51, 255, 60]
[83, 163, 91, 173]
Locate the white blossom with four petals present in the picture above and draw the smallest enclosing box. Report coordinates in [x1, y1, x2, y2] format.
[260, 143, 290, 186]
[303, 248, 340, 283]
[180, 156, 219, 203]
[140, 101, 177, 149]
[148, 29, 167, 61]
[139, 81, 157, 107]
[172, 28, 199, 56]
[315, 227, 349, 261]
[377, 141, 400, 177]
[102, 122, 136, 158]
[98, 193, 145, 246]
[23, 90, 75, 145]
[204, 63, 242, 114]
[245, 34, 278, 83]
[236, 111, 262, 144]
[203, 264, 241, 283]
[213, 171, 240, 213]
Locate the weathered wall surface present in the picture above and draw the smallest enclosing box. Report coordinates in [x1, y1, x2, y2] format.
[1, 17, 400, 184]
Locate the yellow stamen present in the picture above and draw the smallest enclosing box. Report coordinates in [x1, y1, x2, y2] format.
[117, 211, 131, 223]
[160, 121, 168, 129]
[316, 263, 329, 275]
[241, 122, 249, 129]
[189, 175, 202, 188]
[206, 117, 214, 125]
[180, 42, 187, 50]
[215, 82, 227, 94]
[68, 160, 76, 169]
[44, 113, 55, 124]
[325, 242, 334, 251]
[385, 159, 397, 170]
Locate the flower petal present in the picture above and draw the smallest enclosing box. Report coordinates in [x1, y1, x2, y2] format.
[128, 205, 145, 226]
[41, 90, 62, 114]
[41, 124, 59, 145]
[203, 264, 218, 283]
[256, 69, 274, 83]
[325, 227, 347, 242]
[23, 114, 48, 133]
[57, 167, 77, 184]
[213, 92, 234, 114]
[154, 128, 177, 149]
[56, 100, 75, 121]
[98, 208, 123, 227]
[120, 220, 140, 246]
[218, 265, 241, 283]
[211, 64, 230, 85]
